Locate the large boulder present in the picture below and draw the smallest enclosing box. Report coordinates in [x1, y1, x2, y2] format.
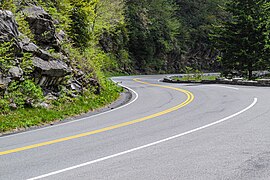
[8, 66, 23, 79]
[0, 10, 21, 53]
[32, 57, 71, 88]
[0, 10, 19, 42]
[22, 5, 58, 50]
[32, 57, 71, 77]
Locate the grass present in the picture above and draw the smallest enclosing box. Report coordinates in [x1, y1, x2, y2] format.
[172, 75, 218, 82]
[0, 83, 123, 133]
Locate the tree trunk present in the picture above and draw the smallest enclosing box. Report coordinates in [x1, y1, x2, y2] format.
[248, 69, 252, 80]
[248, 67, 253, 80]
[247, 60, 253, 80]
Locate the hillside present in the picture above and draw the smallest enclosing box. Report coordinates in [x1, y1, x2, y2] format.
[0, 0, 124, 132]
[1, 0, 269, 132]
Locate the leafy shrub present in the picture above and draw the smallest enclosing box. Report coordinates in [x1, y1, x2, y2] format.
[0, 99, 10, 114]
[0, 41, 14, 74]
[0, 0, 16, 12]
[20, 52, 33, 76]
[5, 80, 44, 108]
[15, 12, 35, 42]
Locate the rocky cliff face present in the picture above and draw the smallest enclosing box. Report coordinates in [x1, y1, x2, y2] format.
[0, 5, 99, 107]
[182, 44, 221, 72]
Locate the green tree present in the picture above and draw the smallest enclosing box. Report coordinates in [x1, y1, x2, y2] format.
[213, 0, 270, 79]
[174, 0, 227, 71]
[69, 0, 96, 48]
[125, 0, 181, 73]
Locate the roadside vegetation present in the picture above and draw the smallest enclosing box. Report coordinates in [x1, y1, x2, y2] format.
[0, 81, 122, 133]
[172, 75, 218, 82]
[170, 67, 219, 82]
[212, 0, 270, 80]
[0, 0, 125, 132]
[0, 0, 270, 133]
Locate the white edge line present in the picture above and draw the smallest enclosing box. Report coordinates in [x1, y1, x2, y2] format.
[27, 98, 258, 180]
[0, 79, 139, 139]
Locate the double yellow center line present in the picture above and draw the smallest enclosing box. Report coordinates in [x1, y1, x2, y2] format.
[0, 79, 194, 156]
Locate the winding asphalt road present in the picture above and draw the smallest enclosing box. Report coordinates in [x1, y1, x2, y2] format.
[1, 75, 270, 180]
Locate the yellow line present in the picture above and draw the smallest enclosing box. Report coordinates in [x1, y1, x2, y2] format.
[0, 79, 194, 156]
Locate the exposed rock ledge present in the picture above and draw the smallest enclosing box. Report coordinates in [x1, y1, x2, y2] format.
[0, 6, 99, 100]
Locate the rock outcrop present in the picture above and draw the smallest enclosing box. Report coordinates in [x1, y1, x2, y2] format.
[22, 5, 58, 50]
[0, 11, 19, 42]
[0, 7, 97, 101]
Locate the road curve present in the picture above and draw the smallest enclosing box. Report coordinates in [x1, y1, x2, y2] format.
[1, 75, 270, 180]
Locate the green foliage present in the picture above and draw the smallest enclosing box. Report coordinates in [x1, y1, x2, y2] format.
[0, 80, 44, 114]
[0, 80, 121, 132]
[67, 0, 96, 48]
[5, 80, 44, 109]
[172, 74, 218, 82]
[183, 67, 203, 81]
[20, 52, 33, 76]
[212, 0, 270, 79]
[3, 0, 257, 133]
[83, 46, 113, 80]
[90, 0, 125, 37]
[0, 0, 16, 12]
[40, 0, 73, 31]
[184, 67, 194, 81]
[175, 0, 227, 45]
[0, 98, 10, 114]
[98, 23, 131, 73]
[0, 42, 33, 76]
[261, 2, 270, 55]
[15, 12, 35, 41]
[0, 41, 14, 74]
[125, 0, 181, 73]
[0, 0, 125, 132]
[123, 0, 228, 73]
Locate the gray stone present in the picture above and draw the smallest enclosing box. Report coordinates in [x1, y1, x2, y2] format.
[32, 57, 71, 77]
[258, 79, 270, 85]
[45, 93, 58, 101]
[22, 42, 39, 52]
[9, 103, 17, 109]
[37, 102, 50, 109]
[38, 49, 52, 60]
[20, 36, 53, 61]
[0, 7, 99, 101]
[77, 70, 84, 77]
[257, 79, 270, 82]
[9, 66, 23, 78]
[0, 10, 19, 42]
[71, 82, 82, 91]
[20, 35, 31, 44]
[232, 77, 244, 82]
[56, 30, 66, 42]
[23, 5, 57, 49]
[0, 75, 11, 90]
[59, 53, 69, 63]
[241, 80, 258, 86]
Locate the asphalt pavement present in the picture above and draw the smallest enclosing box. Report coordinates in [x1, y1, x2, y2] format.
[1, 75, 270, 180]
